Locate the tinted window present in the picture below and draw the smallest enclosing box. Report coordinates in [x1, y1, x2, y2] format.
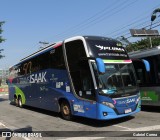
[50, 46, 65, 69]
[65, 40, 96, 100]
[133, 60, 148, 86]
[133, 55, 160, 86]
[19, 45, 66, 76]
[65, 40, 87, 71]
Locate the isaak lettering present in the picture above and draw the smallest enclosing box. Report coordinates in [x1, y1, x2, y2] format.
[28, 72, 47, 83]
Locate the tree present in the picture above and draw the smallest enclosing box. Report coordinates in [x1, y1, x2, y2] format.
[0, 21, 5, 59]
[125, 37, 160, 52]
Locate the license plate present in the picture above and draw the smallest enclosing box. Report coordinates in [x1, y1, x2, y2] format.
[125, 108, 132, 114]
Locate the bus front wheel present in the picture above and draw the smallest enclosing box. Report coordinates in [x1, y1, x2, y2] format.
[18, 96, 23, 108]
[60, 101, 72, 120]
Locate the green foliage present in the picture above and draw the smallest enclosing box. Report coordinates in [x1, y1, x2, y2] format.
[126, 37, 160, 52]
[0, 36, 5, 43]
[0, 21, 5, 59]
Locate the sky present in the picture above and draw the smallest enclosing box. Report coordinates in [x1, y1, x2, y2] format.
[0, 0, 160, 69]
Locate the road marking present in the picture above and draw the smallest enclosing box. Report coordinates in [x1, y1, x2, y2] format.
[122, 125, 160, 131]
[23, 137, 31, 140]
[0, 122, 6, 127]
[58, 125, 160, 140]
[114, 124, 160, 131]
[113, 125, 131, 130]
[59, 137, 105, 140]
[0, 121, 31, 140]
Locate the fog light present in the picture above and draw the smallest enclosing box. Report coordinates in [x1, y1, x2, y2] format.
[103, 112, 108, 116]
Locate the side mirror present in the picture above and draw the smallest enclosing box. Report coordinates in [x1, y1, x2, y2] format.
[142, 59, 150, 72]
[96, 58, 105, 74]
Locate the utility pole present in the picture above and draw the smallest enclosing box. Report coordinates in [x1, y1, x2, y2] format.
[150, 8, 160, 48]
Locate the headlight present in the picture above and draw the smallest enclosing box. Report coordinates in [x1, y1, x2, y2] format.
[102, 101, 115, 108]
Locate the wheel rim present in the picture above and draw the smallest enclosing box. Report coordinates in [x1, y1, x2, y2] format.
[63, 105, 69, 115]
[19, 98, 22, 107]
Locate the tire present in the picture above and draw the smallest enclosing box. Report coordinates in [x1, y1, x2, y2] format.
[14, 96, 18, 107]
[18, 96, 23, 108]
[60, 101, 72, 120]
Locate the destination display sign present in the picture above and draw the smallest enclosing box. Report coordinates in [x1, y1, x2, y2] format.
[85, 37, 129, 60]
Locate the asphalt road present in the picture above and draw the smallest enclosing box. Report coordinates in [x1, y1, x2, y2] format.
[0, 94, 160, 140]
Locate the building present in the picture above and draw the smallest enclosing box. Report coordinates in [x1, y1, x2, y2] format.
[0, 68, 9, 85]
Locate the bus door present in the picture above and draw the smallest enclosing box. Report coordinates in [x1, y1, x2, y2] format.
[64, 39, 97, 118]
[78, 60, 97, 119]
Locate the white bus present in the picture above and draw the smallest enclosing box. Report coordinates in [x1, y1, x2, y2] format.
[129, 46, 160, 106]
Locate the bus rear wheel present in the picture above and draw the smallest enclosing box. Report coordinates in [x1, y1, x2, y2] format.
[18, 96, 23, 108]
[60, 101, 72, 120]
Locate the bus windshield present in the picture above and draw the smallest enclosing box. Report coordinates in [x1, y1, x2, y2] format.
[93, 63, 137, 96]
